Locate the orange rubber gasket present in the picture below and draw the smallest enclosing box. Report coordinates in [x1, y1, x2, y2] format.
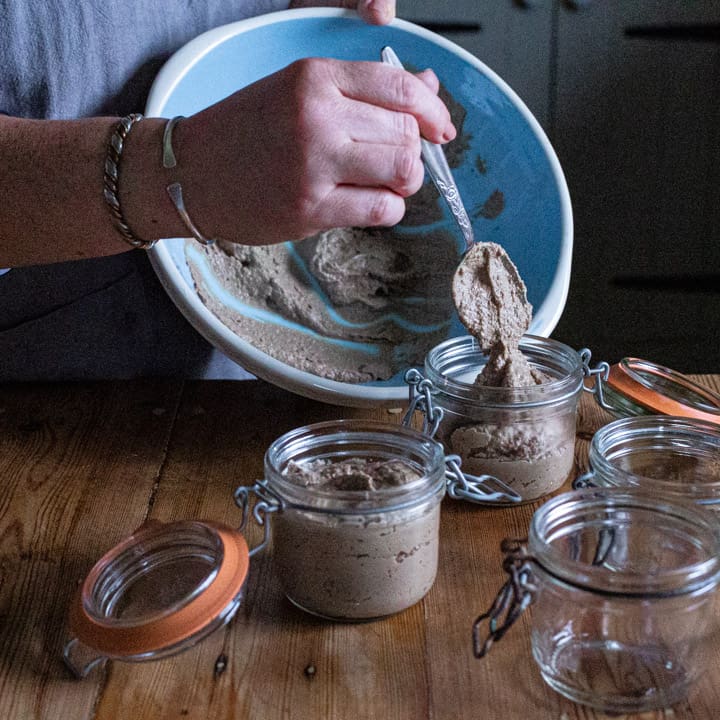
[69, 521, 249, 657]
[607, 361, 720, 425]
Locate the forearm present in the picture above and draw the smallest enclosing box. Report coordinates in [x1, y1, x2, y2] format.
[0, 53, 454, 266]
[0, 115, 186, 266]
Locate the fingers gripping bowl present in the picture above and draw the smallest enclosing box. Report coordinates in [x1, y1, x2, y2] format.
[145, 8, 572, 406]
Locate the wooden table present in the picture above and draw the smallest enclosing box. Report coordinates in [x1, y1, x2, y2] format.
[1, 375, 719, 720]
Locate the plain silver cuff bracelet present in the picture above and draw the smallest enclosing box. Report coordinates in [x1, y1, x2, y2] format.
[162, 116, 216, 247]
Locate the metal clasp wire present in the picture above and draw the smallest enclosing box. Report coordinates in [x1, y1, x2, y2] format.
[472, 539, 537, 658]
[444, 455, 522, 504]
[579, 347, 614, 412]
[403, 368, 444, 438]
[234, 481, 282, 557]
[62, 638, 106, 679]
[576, 347, 609, 489]
[403, 369, 522, 505]
[572, 469, 597, 489]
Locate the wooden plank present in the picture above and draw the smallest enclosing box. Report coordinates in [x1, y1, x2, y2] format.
[693, 374, 720, 396]
[0, 381, 182, 720]
[3, 376, 719, 719]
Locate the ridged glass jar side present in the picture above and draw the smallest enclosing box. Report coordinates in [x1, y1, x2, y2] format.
[586, 416, 720, 508]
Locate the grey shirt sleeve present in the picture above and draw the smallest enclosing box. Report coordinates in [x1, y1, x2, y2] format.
[0, 0, 288, 380]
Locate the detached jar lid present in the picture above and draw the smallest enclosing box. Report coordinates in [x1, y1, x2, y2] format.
[606, 358, 720, 425]
[65, 520, 249, 676]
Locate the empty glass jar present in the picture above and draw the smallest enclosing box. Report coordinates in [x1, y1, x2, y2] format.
[575, 415, 720, 510]
[474, 488, 720, 713]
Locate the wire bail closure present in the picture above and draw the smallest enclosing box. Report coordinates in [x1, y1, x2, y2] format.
[472, 538, 537, 658]
[234, 481, 282, 557]
[579, 347, 614, 411]
[403, 368, 444, 437]
[403, 369, 521, 505]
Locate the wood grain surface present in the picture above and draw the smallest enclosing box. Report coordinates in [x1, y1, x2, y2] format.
[1, 376, 718, 720]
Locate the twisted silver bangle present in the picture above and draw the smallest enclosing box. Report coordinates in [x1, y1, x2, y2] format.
[103, 113, 157, 250]
[162, 116, 216, 247]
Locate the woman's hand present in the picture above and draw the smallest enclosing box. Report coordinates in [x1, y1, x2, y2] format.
[168, 58, 455, 245]
[289, 0, 396, 26]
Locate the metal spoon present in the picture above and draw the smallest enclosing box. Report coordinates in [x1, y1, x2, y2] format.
[380, 46, 475, 252]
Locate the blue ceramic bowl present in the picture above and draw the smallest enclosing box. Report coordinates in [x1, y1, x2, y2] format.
[146, 8, 572, 407]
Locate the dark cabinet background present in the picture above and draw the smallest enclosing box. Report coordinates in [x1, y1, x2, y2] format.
[398, 0, 720, 373]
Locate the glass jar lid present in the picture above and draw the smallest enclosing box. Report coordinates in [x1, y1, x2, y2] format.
[67, 520, 249, 665]
[604, 358, 720, 424]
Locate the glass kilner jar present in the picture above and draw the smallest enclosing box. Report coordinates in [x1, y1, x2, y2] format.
[473, 487, 720, 714]
[405, 339, 720, 506]
[236, 419, 447, 621]
[63, 519, 251, 677]
[587, 356, 720, 424]
[404, 335, 584, 504]
[575, 415, 720, 511]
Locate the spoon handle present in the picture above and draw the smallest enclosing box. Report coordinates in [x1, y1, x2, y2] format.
[380, 46, 475, 252]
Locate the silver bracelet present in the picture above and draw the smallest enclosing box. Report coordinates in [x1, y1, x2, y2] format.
[162, 116, 216, 247]
[103, 113, 157, 250]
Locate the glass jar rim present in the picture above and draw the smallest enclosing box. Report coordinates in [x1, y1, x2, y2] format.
[69, 520, 249, 659]
[529, 488, 720, 597]
[606, 358, 720, 424]
[588, 415, 720, 501]
[264, 418, 447, 513]
[424, 334, 584, 407]
[81, 521, 221, 627]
